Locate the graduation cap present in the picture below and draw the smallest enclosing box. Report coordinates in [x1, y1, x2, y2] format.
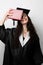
[13, 7, 30, 25]
[17, 7, 30, 15]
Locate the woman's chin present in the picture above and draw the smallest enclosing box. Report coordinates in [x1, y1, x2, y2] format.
[21, 22, 27, 25]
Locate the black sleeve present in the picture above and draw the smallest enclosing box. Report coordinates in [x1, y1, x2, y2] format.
[0, 24, 11, 44]
[33, 36, 43, 65]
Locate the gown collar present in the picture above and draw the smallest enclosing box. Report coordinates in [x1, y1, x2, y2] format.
[19, 31, 30, 47]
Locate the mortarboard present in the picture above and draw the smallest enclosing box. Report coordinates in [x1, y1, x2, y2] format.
[17, 7, 30, 15]
[8, 9, 23, 20]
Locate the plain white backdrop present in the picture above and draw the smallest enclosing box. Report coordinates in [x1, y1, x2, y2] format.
[0, 0, 43, 65]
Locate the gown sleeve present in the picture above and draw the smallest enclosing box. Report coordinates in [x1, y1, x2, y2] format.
[33, 36, 43, 65]
[0, 24, 11, 44]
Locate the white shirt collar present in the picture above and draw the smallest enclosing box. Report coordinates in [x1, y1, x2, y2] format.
[19, 31, 30, 47]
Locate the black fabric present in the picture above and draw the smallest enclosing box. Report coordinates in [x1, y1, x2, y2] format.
[23, 37, 25, 40]
[0, 25, 43, 65]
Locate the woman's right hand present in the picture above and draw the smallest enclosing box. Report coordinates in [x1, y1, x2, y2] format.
[6, 9, 14, 20]
[0, 9, 13, 26]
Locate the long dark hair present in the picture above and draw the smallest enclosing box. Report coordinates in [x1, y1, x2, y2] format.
[12, 16, 38, 48]
[16, 16, 37, 38]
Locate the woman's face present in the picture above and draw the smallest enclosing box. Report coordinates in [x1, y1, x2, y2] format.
[21, 13, 28, 25]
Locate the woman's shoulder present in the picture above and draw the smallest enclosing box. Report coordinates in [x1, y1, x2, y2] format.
[35, 33, 39, 39]
[32, 32, 39, 41]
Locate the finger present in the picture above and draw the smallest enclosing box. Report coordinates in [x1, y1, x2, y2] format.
[9, 9, 14, 12]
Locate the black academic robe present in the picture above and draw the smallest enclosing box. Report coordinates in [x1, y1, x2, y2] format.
[0, 25, 43, 65]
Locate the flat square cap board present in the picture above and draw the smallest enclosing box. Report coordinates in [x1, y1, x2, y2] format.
[17, 7, 30, 15]
[8, 9, 23, 20]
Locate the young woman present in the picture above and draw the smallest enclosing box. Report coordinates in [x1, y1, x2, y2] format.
[0, 8, 43, 65]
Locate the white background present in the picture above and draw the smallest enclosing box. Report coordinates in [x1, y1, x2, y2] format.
[0, 0, 43, 65]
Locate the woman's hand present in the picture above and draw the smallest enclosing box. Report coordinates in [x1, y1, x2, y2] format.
[6, 9, 14, 20]
[0, 9, 13, 26]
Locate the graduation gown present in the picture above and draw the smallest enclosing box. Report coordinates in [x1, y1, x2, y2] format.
[0, 24, 43, 65]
